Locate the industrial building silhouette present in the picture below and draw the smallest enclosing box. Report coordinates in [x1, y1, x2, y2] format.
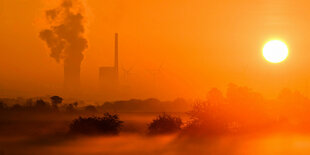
[99, 33, 119, 95]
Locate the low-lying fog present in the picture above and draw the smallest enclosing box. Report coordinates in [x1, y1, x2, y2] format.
[3, 85, 310, 154]
[1, 112, 310, 155]
[2, 132, 310, 154]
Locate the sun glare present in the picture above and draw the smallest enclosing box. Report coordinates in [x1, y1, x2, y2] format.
[263, 40, 289, 63]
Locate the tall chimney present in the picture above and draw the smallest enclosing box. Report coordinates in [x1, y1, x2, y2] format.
[114, 33, 119, 74]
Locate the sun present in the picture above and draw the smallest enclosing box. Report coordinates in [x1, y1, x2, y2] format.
[263, 40, 289, 63]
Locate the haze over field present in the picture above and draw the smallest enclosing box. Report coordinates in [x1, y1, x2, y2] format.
[1, 84, 310, 154]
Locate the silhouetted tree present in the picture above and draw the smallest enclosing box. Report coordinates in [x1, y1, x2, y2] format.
[64, 102, 79, 113]
[50, 96, 63, 110]
[25, 99, 33, 107]
[84, 105, 97, 113]
[206, 88, 225, 105]
[148, 113, 183, 135]
[35, 99, 50, 112]
[11, 104, 22, 111]
[183, 101, 229, 136]
[73, 102, 78, 107]
[65, 104, 76, 113]
[69, 113, 123, 135]
[0, 101, 7, 110]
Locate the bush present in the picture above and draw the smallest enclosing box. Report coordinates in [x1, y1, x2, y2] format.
[148, 113, 183, 135]
[69, 113, 123, 135]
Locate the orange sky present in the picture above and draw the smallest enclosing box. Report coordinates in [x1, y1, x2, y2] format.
[1, 0, 310, 100]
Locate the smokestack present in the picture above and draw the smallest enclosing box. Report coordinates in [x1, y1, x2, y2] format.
[115, 33, 119, 74]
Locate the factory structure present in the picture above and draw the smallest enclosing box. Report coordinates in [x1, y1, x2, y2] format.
[61, 33, 122, 99]
[99, 33, 119, 94]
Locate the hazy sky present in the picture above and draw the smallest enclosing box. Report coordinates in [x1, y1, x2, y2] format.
[1, 0, 310, 100]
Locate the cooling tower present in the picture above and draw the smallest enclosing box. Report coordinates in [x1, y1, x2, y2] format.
[64, 56, 82, 95]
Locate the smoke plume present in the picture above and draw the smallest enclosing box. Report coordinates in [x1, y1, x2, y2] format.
[39, 0, 88, 63]
[39, 0, 88, 93]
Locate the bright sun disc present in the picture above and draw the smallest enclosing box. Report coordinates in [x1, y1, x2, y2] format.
[263, 40, 289, 63]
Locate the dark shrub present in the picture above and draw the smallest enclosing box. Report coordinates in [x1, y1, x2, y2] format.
[69, 113, 123, 135]
[148, 113, 183, 135]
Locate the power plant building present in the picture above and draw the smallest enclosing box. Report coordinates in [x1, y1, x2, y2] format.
[99, 33, 119, 93]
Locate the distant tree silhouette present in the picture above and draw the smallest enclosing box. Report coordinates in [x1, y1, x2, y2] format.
[65, 104, 76, 113]
[35, 99, 50, 112]
[69, 113, 123, 135]
[50, 96, 63, 110]
[84, 105, 97, 113]
[183, 101, 229, 136]
[35, 99, 47, 107]
[206, 88, 225, 105]
[73, 102, 78, 107]
[11, 104, 22, 111]
[148, 113, 183, 135]
[0, 101, 7, 110]
[101, 98, 190, 113]
[65, 102, 79, 113]
[25, 99, 33, 107]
